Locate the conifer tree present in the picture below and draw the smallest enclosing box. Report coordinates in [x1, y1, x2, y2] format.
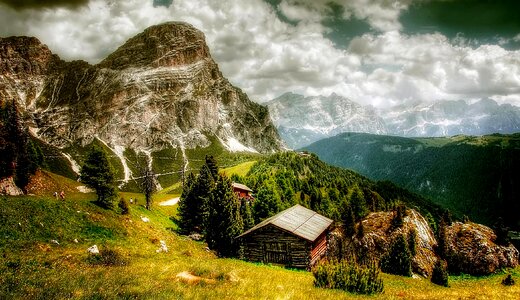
[140, 164, 157, 210]
[205, 174, 243, 257]
[204, 155, 219, 180]
[408, 229, 417, 257]
[350, 186, 368, 221]
[80, 146, 117, 209]
[431, 259, 449, 287]
[252, 183, 282, 222]
[177, 172, 198, 234]
[240, 198, 255, 230]
[380, 233, 412, 276]
[342, 206, 356, 237]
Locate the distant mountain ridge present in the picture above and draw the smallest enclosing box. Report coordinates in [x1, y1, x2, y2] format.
[268, 92, 520, 148]
[0, 22, 283, 188]
[302, 132, 520, 230]
[267, 92, 386, 149]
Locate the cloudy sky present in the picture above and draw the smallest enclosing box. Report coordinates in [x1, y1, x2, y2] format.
[1, 0, 519, 108]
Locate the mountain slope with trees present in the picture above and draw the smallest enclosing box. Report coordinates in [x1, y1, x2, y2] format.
[302, 132, 520, 229]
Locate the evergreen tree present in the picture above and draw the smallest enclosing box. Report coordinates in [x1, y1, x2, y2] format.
[342, 206, 356, 237]
[205, 174, 243, 257]
[240, 198, 255, 230]
[408, 229, 417, 257]
[437, 218, 448, 258]
[380, 234, 412, 277]
[196, 164, 215, 233]
[118, 198, 130, 215]
[350, 186, 368, 221]
[431, 259, 449, 287]
[140, 164, 157, 210]
[252, 183, 282, 222]
[204, 155, 219, 180]
[80, 146, 117, 209]
[177, 173, 198, 234]
[391, 204, 407, 229]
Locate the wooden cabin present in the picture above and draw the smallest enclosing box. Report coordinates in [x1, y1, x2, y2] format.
[237, 204, 333, 270]
[232, 182, 253, 200]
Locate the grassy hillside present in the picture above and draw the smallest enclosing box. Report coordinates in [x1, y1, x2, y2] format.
[1, 192, 519, 299]
[303, 132, 520, 229]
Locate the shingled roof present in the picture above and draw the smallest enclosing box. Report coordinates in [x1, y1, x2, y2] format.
[232, 182, 253, 192]
[237, 204, 333, 242]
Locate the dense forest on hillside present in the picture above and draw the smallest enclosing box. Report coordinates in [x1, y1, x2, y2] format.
[303, 132, 520, 229]
[233, 152, 443, 224]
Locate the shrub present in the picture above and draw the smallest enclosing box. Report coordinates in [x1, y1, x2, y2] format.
[313, 260, 384, 295]
[118, 198, 129, 215]
[381, 234, 412, 276]
[87, 247, 128, 266]
[431, 259, 449, 287]
[502, 274, 515, 286]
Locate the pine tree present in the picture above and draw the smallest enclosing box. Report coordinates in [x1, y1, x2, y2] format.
[140, 164, 157, 210]
[204, 155, 219, 180]
[205, 174, 243, 257]
[342, 206, 356, 237]
[240, 198, 255, 230]
[177, 172, 198, 234]
[80, 146, 117, 209]
[350, 186, 368, 221]
[431, 259, 449, 287]
[252, 182, 282, 222]
[408, 229, 417, 257]
[381, 233, 412, 276]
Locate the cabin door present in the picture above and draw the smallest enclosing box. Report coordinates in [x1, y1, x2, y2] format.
[263, 242, 290, 265]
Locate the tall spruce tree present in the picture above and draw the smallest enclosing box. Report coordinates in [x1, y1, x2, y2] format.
[240, 198, 255, 230]
[80, 146, 117, 209]
[380, 233, 413, 277]
[140, 164, 157, 210]
[177, 172, 198, 234]
[205, 174, 244, 257]
[252, 182, 282, 222]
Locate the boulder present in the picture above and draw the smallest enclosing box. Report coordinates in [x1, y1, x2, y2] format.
[156, 240, 168, 253]
[445, 222, 519, 275]
[0, 176, 23, 196]
[87, 245, 99, 254]
[341, 209, 438, 277]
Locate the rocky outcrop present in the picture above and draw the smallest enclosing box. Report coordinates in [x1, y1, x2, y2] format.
[338, 209, 438, 277]
[0, 22, 283, 160]
[445, 221, 519, 275]
[0, 176, 24, 196]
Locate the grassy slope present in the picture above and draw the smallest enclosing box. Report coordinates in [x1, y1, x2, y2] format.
[1, 192, 519, 299]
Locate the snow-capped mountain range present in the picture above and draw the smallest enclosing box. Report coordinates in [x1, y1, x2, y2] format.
[268, 92, 520, 149]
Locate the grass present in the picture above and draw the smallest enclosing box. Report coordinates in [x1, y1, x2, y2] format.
[1, 193, 519, 299]
[221, 160, 257, 177]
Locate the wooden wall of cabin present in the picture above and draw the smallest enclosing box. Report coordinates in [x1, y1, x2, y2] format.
[309, 232, 327, 267]
[240, 224, 311, 269]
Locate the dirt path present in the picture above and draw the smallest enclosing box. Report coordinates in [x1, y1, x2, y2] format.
[158, 197, 180, 206]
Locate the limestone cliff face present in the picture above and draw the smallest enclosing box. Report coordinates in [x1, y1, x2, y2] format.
[0, 22, 283, 158]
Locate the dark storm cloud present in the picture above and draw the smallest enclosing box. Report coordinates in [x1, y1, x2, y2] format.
[401, 0, 520, 41]
[0, 0, 89, 10]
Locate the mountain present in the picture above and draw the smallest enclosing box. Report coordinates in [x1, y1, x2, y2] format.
[267, 92, 520, 148]
[384, 99, 520, 137]
[302, 132, 520, 230]
[0, 22, 283, 188]
[267, 93, 386, 149]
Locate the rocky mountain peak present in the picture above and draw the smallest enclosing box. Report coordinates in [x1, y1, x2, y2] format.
[99, 22, 210, 70]
[0, 22, 283, 187]
[0, 36, 58, 76]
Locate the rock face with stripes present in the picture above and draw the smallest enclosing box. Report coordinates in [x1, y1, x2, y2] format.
[0, 22, 283, 175]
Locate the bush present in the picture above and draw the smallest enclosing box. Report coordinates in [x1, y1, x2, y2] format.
[502, 274, 515, 286]
[431, 259, 449, 287]
[87, 247, 128, 266]
[118, 198, 130, 215]
[381, 234, 412, 276]
[313, 260, 384, 295]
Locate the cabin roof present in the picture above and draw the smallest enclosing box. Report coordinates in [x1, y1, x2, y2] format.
[232, 182, 253, 192]
[237, 204, 333, 242]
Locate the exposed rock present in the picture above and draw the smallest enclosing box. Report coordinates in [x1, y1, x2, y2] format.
[188, 233, 203, 241]
[0, 22, 283, 164]
[175, 271, 216, 285]
[445, 221, 519, 275]
[0, 176, 23, 195]
[87, 245, 99, 254]
[140, 216, 150, 223]
[340, 209, 438, 277]
[156, 240, 168, 253]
